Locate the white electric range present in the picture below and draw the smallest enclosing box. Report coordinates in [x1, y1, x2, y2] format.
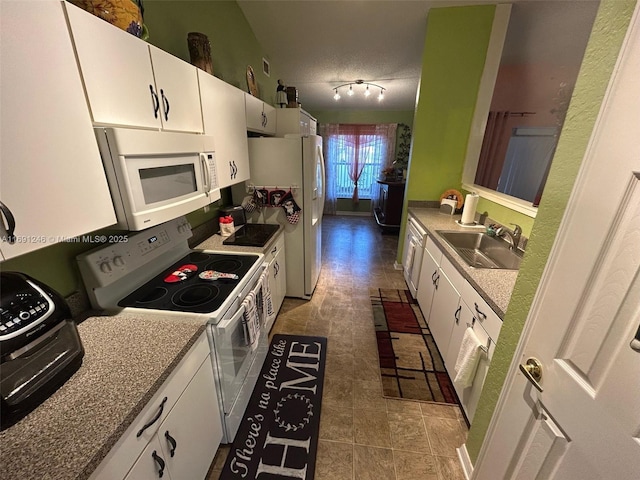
[77, 216, 268, 443]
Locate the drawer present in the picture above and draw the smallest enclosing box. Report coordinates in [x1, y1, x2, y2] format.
[459, 285, 501, 342]
[265, 231, 284, 262]
[425, 235, 443, 266]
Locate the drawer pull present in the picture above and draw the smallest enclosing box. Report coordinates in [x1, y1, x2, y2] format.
[474, 302, 487, 321]
[165, 430, 177, 457]
[152, 450, 166, 478]
[271, 246, 278, 255]
[137, 396, 168, 437]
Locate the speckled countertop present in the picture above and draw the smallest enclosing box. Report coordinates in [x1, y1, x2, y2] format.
[408, 207, 520, 318]
[0, 313, 205, 480]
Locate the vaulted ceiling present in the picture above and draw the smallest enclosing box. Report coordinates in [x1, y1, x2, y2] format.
[237, 0, 599, 112]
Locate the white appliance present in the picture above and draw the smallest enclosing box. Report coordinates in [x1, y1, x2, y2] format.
[95, 127, 220, 231]
[403, 217, 427, 298]
[76, 217, 267, 443]
[244, 134, 325, 299]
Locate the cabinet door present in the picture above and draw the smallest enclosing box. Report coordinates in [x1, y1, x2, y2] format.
[199, 72, 250, 188]
[64, 2, 161, 129]
[416, 249, 439, 318]
[245, 94, 266, 132]
[444, 300, 475, 372]
[0, 0, 116, 260]
[427, 269, 460, 355]
[149, 46, 203, 133]
[125, 436, 172, 480]
[262, 103, 277, 135]
[159, 359, 222, 480]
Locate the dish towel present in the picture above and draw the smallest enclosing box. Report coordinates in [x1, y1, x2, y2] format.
[454, 327, 485, 388]
[259, 268, 275, 327]
[242, 291, 261, 350]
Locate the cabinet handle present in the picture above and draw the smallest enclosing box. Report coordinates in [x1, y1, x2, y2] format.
[0, 201, 16, 244]
[434, 274, 440, 290]
[431, 270, 438, 284]
[454, 305, 461, 324]
[149, 85, 160, 119]
[231, 160, 237, 179]
[474, 302, 487, 321]
[164, 430, 177, 457]
[137, 396, 167, 437]
[229, 161, 233, 179]
[160, 89, 170, 121]
[275, 261, 279, 276]
[271, 246, 278, 255]
[152, 450, 166, 478]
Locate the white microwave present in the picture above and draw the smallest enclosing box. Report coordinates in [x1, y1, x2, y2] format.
[95, 128, 220, 231]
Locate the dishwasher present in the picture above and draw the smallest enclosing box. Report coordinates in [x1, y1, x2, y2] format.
[402, 217, 427, 298]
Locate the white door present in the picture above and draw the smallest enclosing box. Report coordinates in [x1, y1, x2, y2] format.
[473, 8, 640, 480]
[305, 136, 324, 295]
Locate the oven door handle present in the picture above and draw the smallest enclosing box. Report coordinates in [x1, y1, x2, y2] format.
[217, 304, 249, 345]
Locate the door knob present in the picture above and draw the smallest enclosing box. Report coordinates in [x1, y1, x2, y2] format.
[519, 357, 543, 392]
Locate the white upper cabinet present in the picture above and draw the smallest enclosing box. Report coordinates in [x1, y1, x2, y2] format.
[0, 0, 116, 261]
[199, 72, 250, 188]
[245, 93, 276, 135]
[64, 2, 203, 133]
[276, 107, 317, 137]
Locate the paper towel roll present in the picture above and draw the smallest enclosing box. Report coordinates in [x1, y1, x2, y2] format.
[461, 193, 479, 225]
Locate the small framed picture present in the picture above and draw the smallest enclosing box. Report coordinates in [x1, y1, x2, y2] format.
[262, 58, 270, 77]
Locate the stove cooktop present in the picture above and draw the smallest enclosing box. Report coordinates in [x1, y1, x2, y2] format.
[222, 223, 280, 247]
[118, 251, 261, 314]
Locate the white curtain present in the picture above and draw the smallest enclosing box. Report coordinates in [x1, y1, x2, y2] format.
[319, 123, 397, 215]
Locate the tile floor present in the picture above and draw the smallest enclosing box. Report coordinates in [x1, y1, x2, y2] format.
[207, 215, 468, 479]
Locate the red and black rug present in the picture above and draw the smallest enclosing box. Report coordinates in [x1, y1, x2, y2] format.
[371, 288, 458, 404]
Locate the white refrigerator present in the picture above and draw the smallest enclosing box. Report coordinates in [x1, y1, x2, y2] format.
[244, 134, 325, 299]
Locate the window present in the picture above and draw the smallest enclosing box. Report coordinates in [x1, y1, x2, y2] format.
[329, 134, 388, 199]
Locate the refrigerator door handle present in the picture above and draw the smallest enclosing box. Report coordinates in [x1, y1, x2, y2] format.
[317, 144, 326, 218]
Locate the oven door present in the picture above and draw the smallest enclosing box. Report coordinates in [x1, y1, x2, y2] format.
[209, 266, 265, 415]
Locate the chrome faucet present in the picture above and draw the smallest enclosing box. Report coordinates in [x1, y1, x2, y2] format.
[496, 223, 522, 250]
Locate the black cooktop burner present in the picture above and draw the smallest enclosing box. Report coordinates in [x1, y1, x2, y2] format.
[223, 223, 280, 247]
[118, 252, 260, 314]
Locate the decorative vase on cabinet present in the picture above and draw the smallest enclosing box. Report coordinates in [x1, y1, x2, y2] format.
[69, 0, 148, 39]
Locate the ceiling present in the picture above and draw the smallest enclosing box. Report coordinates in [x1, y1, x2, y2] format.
[237, 0, 599, 112]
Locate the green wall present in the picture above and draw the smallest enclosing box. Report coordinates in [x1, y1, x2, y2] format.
[145, 0, 278, 105]
[396, 5, 496, 261]
[466, 0, 636, 463]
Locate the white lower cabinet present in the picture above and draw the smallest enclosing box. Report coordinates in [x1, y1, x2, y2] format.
[415, 233, 502, 423]
[90, 333, 222, 480]
[266, 231, 286, 328]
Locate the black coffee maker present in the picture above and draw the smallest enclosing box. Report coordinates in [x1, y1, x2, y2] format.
[0, 272, 84, 430]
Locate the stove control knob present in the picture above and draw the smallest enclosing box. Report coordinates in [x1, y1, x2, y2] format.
[112, 256, 125, 267]
[178, 224, 187, 234]
[99, 261, 112, 274]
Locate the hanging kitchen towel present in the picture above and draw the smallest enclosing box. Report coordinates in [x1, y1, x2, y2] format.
[259, 268, 275, 326]
[241, 291, 261, 350]
[454, 327, 485, 388]
[280, 190, 301, 224]
[241, 195, 257, 213]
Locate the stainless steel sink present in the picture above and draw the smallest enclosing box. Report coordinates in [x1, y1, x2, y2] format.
[436, 230, 524, 270]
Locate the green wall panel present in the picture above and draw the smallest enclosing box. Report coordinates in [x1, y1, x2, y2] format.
[465, 0, 636, 464]
[144, 0, 278, 105]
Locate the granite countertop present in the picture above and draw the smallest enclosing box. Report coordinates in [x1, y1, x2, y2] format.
[408, 207, 519, 318]
[0, 313, 205, 480]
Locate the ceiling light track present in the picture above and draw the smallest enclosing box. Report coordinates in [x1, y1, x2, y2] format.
[333, 79, 386, 102]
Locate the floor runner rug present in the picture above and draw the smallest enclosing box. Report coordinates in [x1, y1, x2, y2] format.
[370, 288, 458, 404]
[220, 334, 327, 480]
